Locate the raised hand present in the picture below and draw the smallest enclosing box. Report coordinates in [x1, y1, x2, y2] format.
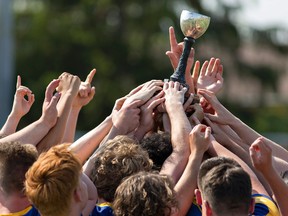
[134, 91, 165, 139]
[57, 72, 81, 97]
[166, 26, 196, 93]
[112, 99, 142, 135]
[11, 75, 35, 118]
[163, 81, 187, 111]
[196, 58, 223, 94]
[189, 124, 211, 154]
[73, 69, 96, 108]
[198, 89, 233, 125]
[123, 80, 163, 106]
[249, 137, 273, 175]
[188, 103, 204, 126]
[41, 79, 61, 127]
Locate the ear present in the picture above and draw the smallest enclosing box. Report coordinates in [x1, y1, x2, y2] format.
[248, 198, 255, 214]
[194, 189, 202, 205]
[204, 200, 213, 216]
[74, 186, 82, 202]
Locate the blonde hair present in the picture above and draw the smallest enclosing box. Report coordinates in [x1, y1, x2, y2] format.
[113, 171, 178, 216]
[91, 135, 153, 202]
[25, 144, 82, 216]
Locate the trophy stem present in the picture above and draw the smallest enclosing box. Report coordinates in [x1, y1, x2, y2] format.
[170, 36, 195, 89]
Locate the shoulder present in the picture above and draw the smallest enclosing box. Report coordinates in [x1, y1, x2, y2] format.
[90, 203, 113, 216]
[252, 194, 280, 216]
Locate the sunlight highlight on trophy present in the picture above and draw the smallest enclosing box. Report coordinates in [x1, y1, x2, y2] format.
[170, 10, 210, 90]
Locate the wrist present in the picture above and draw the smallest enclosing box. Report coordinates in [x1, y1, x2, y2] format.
[189, 149, 205, 160]
[39, 114, 57, 129]
[37, 116, 54, 131]
[8, 112, 22, 121]
[134, 127, 148, 141]
[70, 106, 81, 114]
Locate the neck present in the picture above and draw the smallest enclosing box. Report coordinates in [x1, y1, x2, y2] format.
[97, 197, 110, 205]
[68, 198, 83, 216]
[0, 192, 31, 214]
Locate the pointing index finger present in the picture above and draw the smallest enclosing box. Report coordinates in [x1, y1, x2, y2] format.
[85, 69, 96, 83]
[169, 26, 178, 52]
[16, 75, 21, 89]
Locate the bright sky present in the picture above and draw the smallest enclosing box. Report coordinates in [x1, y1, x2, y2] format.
[236, 0, 288, 29]
[201, 0, 288, 44]
[202, 0, 288, 30]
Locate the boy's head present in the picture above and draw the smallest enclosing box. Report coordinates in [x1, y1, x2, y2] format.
[196, 157, 253, 216]
[140, 132, 172, 171]
[0, 142, 38, 197]
[90, 135, 153, 202]
[25, 144, 84, 216]
[113, 171, 178, 216]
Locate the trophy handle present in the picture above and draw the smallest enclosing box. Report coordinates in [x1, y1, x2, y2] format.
[170, 36, 195, 89]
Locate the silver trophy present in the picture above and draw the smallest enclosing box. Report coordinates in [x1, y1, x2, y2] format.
[170, 10, 210, 90]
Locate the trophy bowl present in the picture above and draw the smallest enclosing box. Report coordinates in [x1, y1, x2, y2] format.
[169, 10, 210, 105]
[180, 10, 210, 39]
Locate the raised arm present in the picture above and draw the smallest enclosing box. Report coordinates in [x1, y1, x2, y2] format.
[199, 88, 288, 162]
[250, 137, 288, 216]
[174, 124, 211, 215]
[68, 115, 112, 164]
[160, 81, 192, 183]
[62, 69, 96, 143]
[37, 73, 81, 152]
[0, 79, 60, 145]
[0, 75, 35, 137]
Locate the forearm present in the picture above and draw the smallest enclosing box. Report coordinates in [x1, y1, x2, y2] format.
[0, 117, 51, 145]
[70, 115, 112, 164]
[0, 114, 22, 136]
[229, 117, 261, 145]
[62, 107, 81, 143]
[229, 118, 288, 161]
[83, 155, 96, 177]
[160, 151, 189, 184]
[261, 168, 288, 216]
[174, 152, 203, 216]
[104, 125, 126, 143]
[167, 104, 191, 154]
[37, 93, 74, 152]
[161, 105, 191, 183]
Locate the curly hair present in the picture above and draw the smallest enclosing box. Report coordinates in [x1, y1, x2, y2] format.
[90, 135, 153, 202]
[0, 141, 38, 195]
[25, 144, 82, 216]
[140, 132, 172, 171]
[113, 171, 178, 216]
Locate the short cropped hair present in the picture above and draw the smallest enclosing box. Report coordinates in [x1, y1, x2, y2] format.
[91, 135, 153, 202]
[0, 142, 38, 195]
[198, 157, 252, 215]
[113, 171, 178, 216]
[25, 144, 82, 216]
[281, 170, 288, 185]
[140, 132, 172, 171]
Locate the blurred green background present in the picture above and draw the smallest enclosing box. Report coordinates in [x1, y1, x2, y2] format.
[2, 0, 288, 145]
